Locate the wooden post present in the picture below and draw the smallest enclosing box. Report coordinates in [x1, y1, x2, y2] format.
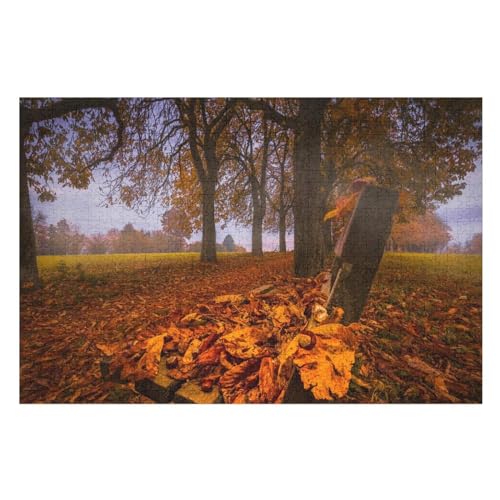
[284, 184, 399, 403]
[327, 185, 399, 323]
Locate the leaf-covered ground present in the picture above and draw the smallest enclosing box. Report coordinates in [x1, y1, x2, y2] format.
[20, 252, 481, 403]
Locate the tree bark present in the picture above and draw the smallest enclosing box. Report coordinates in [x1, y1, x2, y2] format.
[20, 126, 40, 289]
[279, 211, 287, 252]
[200, 180, 217, 262]
[251, 183, 264, 256]
[293, 99, 329, 276]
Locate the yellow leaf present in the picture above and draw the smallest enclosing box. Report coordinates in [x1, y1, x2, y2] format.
[309, 322, 347, 337]
[271, 305, 291, 326]
[214, 294, 245, 304]
[276, 336, 302, 387]
[323, 209, 338, 221]
[136, 334, 165, 376]
[293, 337, 355, 400]
[271, 304, 303, 327]
[181, 338, 202, 365]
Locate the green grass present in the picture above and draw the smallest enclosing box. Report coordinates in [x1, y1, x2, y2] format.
[37, 252, 260, 281]
[37, 251, 482, 288]
[378, 252, 482, 286]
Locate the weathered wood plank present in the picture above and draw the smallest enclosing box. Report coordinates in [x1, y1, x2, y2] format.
[328, 185, 399, 323]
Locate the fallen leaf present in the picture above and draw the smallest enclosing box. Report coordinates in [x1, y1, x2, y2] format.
[196, 345, 224, 366]
[181, 338, 202, 365]
[220, 327, 271, 359]
[259, 357, 279, 402]
[214, 294, 245, 305]
[293, 336, 356, 400]
[136, 334, 166, 377]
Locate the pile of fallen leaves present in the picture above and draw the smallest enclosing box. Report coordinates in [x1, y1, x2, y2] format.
[97, 274, 366, 403]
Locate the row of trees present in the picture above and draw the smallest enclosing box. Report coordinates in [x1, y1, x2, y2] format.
[447, 233, 482, 255]
[33, 213, 245, 255]
[388, 211, 451, 253]
[35, 208, 468, 256]
[21, 98, 482, 287]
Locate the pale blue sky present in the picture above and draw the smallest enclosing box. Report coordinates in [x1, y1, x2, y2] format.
[31, 163, 482, 250]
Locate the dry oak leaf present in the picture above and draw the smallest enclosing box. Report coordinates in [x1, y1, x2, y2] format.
[220, 326, 271, 359]
[293, 337, 355, 400]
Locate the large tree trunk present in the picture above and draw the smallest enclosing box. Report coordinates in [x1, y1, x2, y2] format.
[20, 126, 40, 289]
[279, 211, 287, 252]
[293, 99, 329, 276]
[200, 181, 217, 262]
[251, 184, 264, 256]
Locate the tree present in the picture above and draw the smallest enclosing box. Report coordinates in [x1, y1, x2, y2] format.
[174, 98, 237, 262]
[264, 127, 294, 252]
[222, 234, 236, 252]
[86, 234, 109, 254]
[105, 98, 236, 263]
[226, 107, 271, 256]
[389, 211, 451, 252]
[244, 98, 329, 276]
[464, 233, 482, 254]
[20, 98, 124, 287]
[321, 99, 482, 210]
[161, 207, 193, 240]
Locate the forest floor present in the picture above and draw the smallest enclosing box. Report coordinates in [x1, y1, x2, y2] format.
[20, 252, 482, 403]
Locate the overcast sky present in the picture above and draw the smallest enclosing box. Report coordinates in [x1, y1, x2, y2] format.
[30, 162, 482, 251]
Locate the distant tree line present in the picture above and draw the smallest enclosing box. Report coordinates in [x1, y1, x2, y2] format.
[33, 211, 246, 255]
[387, 211, 451, 253]
[447, 233, 482, 255]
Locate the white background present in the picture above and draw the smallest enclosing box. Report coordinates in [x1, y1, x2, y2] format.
[1, 1, 498, 499]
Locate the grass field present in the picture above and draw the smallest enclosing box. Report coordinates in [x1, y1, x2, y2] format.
[37, 251, 255, 281]
[379, 252, 482, 284]
[37, 251, 482, 285]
